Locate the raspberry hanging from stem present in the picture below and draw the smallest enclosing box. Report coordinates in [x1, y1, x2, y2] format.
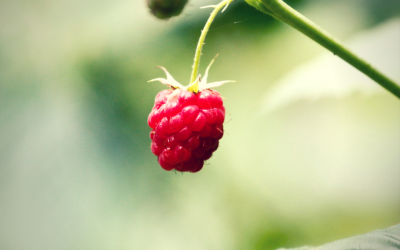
[147, 0, 235, 172]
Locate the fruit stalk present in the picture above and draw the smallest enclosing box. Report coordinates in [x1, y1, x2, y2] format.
[245, 0, 400, 99]
[190, 0, 234, 85]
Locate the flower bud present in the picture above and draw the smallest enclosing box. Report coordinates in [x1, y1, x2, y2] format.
[146, 0, 189, 20]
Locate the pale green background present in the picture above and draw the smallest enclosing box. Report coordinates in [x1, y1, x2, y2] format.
[0, 0, 399, 249]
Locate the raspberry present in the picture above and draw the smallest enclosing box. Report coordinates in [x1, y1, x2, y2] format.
[148, 88, 225, 172]
[147, 56, 234, 172]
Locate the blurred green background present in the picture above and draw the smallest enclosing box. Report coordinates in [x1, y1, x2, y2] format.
[0, 0, 399, 249]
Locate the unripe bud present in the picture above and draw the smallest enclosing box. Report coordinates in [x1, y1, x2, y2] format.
[146, 0, 188, 20]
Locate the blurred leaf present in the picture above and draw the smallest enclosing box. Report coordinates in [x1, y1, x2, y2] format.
[279, 224, 400, 250]
[263, 18, 400, 113]
[80, 55, 155, 161]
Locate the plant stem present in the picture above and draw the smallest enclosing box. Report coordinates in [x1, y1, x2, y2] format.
[189, 0, 234, 84]
[245, 0, 400, 99]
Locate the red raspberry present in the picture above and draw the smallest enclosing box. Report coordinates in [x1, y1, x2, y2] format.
[147, 55, 234, 172]
[148, 88, 225, 172]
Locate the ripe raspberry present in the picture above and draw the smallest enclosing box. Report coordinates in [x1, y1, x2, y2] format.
[148, 88, 225, 172]
[148, 56, 234, 172]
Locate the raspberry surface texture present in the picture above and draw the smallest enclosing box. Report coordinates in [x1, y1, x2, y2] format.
[148, 88, 225, 172]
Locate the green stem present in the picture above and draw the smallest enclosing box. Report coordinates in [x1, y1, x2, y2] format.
[189, 0, 234, 84]
[245, 0, 400, 99]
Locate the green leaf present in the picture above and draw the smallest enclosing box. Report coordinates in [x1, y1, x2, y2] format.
[278, 224, 400, 250]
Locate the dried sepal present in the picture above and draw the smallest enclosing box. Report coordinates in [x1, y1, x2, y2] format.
[148, 66, 185, 89]
[149, 56, 235, 93]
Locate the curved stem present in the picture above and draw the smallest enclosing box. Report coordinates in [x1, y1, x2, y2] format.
[245, 0, 400, 99]
[189, 0, 233, 84]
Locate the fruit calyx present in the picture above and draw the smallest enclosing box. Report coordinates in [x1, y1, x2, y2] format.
[148, 55, 235, 94]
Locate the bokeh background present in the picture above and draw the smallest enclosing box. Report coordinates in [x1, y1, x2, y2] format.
[0, 0, 399, 249]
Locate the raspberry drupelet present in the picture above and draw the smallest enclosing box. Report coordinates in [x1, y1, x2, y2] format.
[148, 56, 233, 172]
